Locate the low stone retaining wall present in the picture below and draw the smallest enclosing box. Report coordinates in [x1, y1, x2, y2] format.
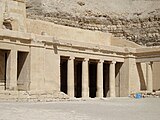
[0, 91, 69, 102]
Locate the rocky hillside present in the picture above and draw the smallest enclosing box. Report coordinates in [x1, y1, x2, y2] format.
[26, 0, 160, 46]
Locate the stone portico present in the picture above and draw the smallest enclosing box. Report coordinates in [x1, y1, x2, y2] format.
[0, 0, 160, 100]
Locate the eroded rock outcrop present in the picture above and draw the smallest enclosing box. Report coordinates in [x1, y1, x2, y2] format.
[26, 0, 160, 46]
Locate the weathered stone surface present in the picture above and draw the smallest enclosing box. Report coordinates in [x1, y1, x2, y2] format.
[26, 0, 160, 46]
[155, 91, 160, 97]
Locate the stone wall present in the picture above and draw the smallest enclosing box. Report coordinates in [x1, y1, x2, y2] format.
[26, 19, 111, 46]
[0, 0, 26, 32]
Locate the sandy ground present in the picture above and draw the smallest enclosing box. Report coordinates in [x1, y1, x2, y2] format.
[0, 98, 160, 120]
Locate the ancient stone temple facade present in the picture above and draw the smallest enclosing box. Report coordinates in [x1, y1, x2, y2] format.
[0, 0, 160, 99]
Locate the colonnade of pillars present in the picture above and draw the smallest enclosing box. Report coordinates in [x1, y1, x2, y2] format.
[0, 49, 29, 91]
[65, 57, 116, 98]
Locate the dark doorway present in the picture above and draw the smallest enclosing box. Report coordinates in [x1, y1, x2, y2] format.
[17, 51, 29, 91]
[60, 57, 68, 94]
[74, 60, 82, 98]
[103, 62, 110, 97]
[0, 50, 9, 90]
[89, 62, 97, 98]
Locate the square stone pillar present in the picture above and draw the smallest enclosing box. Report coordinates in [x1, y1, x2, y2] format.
[82, 58, 89, 98]
[147, 62, 153, 92]
[109, 61, 116, 97]
[67, 56, 75, 97]
[8, 49, 17, 90]
[0, 0, 5, 29]
[96, 60, 104, 98]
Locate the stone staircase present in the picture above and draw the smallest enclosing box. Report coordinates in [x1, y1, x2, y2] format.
[0, 90, 69, 102]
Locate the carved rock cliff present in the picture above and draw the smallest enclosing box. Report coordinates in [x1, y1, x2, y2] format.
[26, 0, 160, 46]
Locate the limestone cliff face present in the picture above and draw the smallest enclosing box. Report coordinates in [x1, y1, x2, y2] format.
[26, 0, 160, 46]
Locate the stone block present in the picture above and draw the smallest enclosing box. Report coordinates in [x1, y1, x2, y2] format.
[155, 91, 160, 96]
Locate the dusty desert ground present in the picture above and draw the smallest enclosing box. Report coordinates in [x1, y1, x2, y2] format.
[0, 98, 160, 120]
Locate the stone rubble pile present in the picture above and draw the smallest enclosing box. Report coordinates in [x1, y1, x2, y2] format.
[0, 90, 69, 102]
[130, 91, 160, 98]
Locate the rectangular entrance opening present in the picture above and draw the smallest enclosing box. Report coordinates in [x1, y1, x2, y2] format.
[103, 62, 110, 97]
[0, 50, 9, 90]
[89, 61, 97, 98]
[17, 51, 30, 91]
[74, 60, 82, 98]
[60, 57, 68, 94]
